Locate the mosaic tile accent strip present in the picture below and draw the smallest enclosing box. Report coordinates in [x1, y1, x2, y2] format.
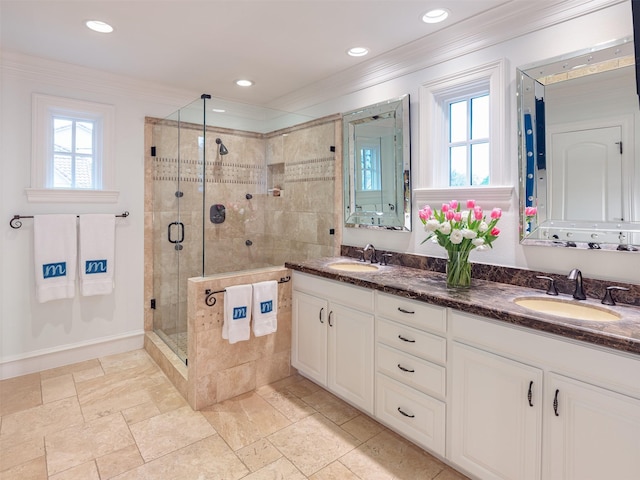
[204, 161, 265, 186]
[153, 157, 265, 185]
[286, 156, 335, 183]
[153, 157, 202, 182]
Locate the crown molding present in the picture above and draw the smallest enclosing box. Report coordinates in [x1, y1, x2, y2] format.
[270, 0, 627, 113]
[1, 51, 199, 108]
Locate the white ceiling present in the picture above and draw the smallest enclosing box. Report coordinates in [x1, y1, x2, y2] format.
[1, 0, 513, 109]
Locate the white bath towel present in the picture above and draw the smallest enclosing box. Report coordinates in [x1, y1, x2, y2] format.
[252, 280, 278, 337]
[33, 214, 77, 303]
[223, 284, 252, 344]
[79, 214, 115, 296]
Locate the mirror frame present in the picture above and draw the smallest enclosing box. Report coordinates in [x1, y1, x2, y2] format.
[517, 37, 640, 251]
[342, 94, 411, 231]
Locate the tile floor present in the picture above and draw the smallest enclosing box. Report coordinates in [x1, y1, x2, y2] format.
[0, 349, 468, 479]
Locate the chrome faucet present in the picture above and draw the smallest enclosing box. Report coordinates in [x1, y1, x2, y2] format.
[567, 269, 586, 300]
[364, 244, 378, 264]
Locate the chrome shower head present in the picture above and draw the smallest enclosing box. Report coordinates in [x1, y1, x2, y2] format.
[216, 138, 229, 156]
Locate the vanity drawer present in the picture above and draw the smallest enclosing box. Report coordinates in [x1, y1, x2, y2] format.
[376, 317, 446, 364]
[376, 292, 446, 334]
[375, 373, 445, 456]
[292, 272, 374, 312]
[376, 343, 445, 398]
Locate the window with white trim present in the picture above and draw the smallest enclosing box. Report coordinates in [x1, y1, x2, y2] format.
[448, 91, 490, 186]
[52, 115, 98, 189]
[29, 94, 117, 203]
[419, 59, 506, 189]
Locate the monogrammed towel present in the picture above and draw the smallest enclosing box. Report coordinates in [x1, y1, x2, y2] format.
[252, 280, 278, 337]
[223, 284, 252, 344]
[34, 214, 77, 303]
[79, 214, 115, 296]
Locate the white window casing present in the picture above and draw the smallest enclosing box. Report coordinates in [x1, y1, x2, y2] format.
[419, 59, 508, 190]
[28, 93, 118, 203]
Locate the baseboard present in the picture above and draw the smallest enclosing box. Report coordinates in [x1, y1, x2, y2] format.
[0, 330, 145, 380]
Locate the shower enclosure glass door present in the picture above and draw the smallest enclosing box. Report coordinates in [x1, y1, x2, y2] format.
[151, 98, 205, 364]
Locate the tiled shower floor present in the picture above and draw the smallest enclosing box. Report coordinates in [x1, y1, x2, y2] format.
[0, 349, 468, 479]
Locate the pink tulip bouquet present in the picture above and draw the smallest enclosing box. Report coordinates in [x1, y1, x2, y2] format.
[418, 200, 502, 287]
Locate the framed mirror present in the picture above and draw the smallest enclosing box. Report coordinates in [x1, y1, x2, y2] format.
[343, 94, 411, 230]
[517, 37, 640, 251]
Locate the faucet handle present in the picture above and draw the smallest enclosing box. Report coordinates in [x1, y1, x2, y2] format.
[380, 253, 392, 266]
[601, 286, 629, 306]
[536, 276, 559, 296]
[355, 249, 365, 262]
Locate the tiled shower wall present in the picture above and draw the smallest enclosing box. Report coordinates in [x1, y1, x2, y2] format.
[143, 114, 342, 365]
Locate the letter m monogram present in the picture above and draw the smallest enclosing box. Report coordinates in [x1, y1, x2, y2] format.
[260, 300, 273, 314]
[43, 262, 66, 279]
[233, 306, 247, 320]
[85, 259, 108, 274]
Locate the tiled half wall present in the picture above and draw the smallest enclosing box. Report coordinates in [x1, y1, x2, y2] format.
[186, 266, 293, 410]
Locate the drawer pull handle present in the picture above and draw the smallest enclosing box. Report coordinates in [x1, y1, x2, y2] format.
[553, 389, 560, 416]
[319, 308, 324, 324]
[397, 307, 415, 314]
[397, 364, 415, 373]
[397, 407, 415, 418]
[528, 381, 534, 407]
[398, 334, 415, 343]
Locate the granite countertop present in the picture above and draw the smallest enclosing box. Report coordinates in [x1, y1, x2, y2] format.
[285, 256, 640, 357]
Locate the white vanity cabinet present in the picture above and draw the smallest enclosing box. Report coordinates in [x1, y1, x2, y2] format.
[374, 292, 447, 456]
[450, 310, 640, 480]
[291, 268, 640, 480]
[291, 272, 375, 414]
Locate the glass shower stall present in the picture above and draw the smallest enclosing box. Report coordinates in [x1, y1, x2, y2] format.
[149, 95, 335, 364]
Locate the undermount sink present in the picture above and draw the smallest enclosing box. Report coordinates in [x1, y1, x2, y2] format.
[514, 297, 621, 322]
[328, 262, 379, 272]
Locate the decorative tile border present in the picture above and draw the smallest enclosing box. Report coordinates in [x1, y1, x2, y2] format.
[286, 156, 335, 183]
[154, 155, 335, 185]
[153, 157, 265, 185]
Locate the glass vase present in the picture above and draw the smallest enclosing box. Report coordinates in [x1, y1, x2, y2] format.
[446, 251, 471, 288]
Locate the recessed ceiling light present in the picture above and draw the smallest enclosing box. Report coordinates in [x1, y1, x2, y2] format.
[85, 20, 114, 33]
[422, 8, 449, 24]
[236, 79, 254, 87]
[348, 47, 369, 57]
[212, 108, 226, 113]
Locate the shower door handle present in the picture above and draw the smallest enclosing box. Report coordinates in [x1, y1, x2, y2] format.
[168, 221, 185, 244]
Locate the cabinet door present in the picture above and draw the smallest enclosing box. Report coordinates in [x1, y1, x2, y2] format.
[544, 373, 640, 480]
[292, 290, 328, 386]
[450, 342, 543, 480]
[328, 302, 374, 414]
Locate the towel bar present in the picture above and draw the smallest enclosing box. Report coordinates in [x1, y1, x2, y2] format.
[9, 211, 129, 229]
[204, 275, 291, 307]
